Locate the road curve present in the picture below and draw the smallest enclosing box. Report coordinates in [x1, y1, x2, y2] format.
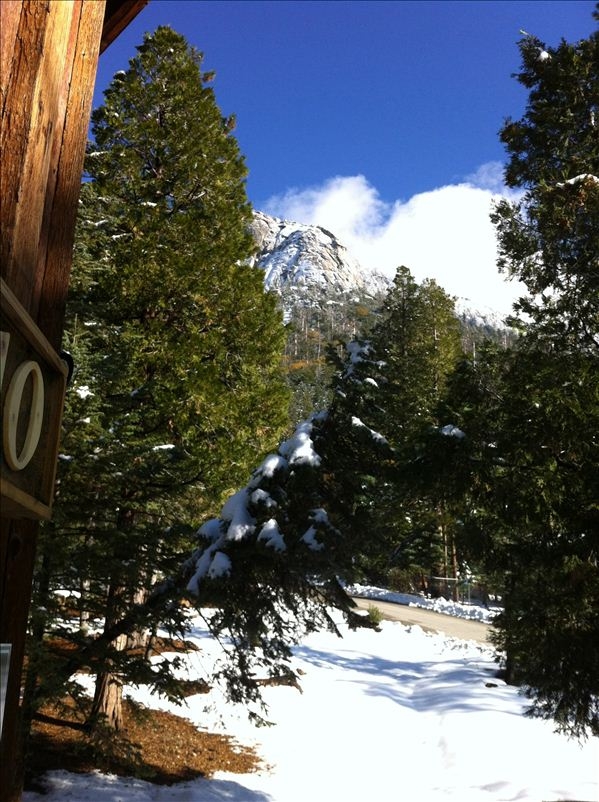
[352, 597, 493, 644]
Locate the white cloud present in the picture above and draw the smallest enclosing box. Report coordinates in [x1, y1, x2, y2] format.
[464, 160, 512, 194]
[264, 165, 526, 316]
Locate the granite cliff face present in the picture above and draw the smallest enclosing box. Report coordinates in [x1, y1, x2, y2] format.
[249, 211, 513, 339]
[249, 211, 388, 295]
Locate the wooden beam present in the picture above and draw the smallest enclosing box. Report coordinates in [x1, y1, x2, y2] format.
[36, 0, 112, 348]
[101, 0, 148, 53]
[0, 4, 106, 800]
[1, 3, 147, 798]
[0, 1, 23, 116]
[0, 0, 52, 305]
[0, 519, 38, 802]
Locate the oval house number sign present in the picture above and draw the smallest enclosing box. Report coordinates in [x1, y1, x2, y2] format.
[1, 280, 68, 520]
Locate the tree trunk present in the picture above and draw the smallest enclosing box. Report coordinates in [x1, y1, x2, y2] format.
[450, 535, 459, 602]
[125, 585, 150, 652]
[87, 559, 152, 731]
[440, 520, 449, 598]
[79, 576, 91, 635]
[20, 540, 54, 774]
[87, 574, 128, 732]
[88, 632, 126, 731]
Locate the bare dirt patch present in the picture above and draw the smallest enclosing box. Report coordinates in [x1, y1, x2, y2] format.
[26, 695, 262, 790]
[25, 635, 262, 790]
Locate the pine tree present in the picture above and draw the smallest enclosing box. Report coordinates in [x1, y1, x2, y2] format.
[491, 18, 599, 348]
[486, 18, 599, 737]
[432, 339, 599, 737]
[168, 270, 462, 713]
[321, 267, 464, 588]
[381, 272, 464, 593]
[364, 268, 463, 442]
[429, 15, 599, 737]
[319, 338, 397, 584]
[182, 414, 350, 718]
[29, 27, 289, 733]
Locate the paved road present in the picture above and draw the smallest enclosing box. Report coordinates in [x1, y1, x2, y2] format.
[352, 597, 493, 644]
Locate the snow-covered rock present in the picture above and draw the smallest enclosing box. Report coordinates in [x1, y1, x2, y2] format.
[249, 211, 388, 295]
[250, 211, 515, 334]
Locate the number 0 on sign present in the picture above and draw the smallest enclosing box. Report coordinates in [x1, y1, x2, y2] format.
[1, 281, 68, 519]
[2, 344, 45, 471]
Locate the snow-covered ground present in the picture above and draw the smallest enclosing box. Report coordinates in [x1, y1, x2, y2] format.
[24, 603, 598, 802]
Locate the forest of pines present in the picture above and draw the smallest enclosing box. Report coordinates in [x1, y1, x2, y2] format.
[24, 14, 599, 761]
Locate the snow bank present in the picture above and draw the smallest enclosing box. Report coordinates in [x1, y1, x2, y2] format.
[24, 611, 598, 802]
[347, 583, 499, 623]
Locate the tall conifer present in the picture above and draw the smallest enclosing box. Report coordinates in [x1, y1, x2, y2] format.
[322, 267, 463, 586]
[429, 16, 599, 737]
[486, 19, 599, 737]
[30, 26, 289, 732]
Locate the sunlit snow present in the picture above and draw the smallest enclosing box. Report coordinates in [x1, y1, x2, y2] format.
[556, 173, 599, 187]
[300, 525, 324, 551]
[257, 518, 286, 551]
[221, 489, 256, 541]
[23, 603, 598, 802]
[279, 421, 321, 466]
[439, 424, 466, 440]
[348, 583, 499, 623]
[207, 551, 232, 579]
[352, 415, 389, 444]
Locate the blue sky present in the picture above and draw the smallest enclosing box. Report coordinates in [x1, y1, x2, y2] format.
[95, 1, 597, 312]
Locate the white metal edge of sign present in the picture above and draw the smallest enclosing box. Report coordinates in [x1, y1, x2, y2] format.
[1, 278, 68, 520]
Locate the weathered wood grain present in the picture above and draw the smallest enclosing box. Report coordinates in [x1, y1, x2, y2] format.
[0, 0, 50, 300]
[37, 0, 106, 349]
[0, 1, 22, 112]
[9, 1, 74, 315]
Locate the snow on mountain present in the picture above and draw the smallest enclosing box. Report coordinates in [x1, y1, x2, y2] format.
[455, 299, 513, 332]
[249, 211, 388, 296]
[250, 212, 515, 331]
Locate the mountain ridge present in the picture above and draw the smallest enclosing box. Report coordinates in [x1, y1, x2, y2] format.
[248, 210, 515, 422]
[249, 210, 389, 296]
[249, 210, 512, 331]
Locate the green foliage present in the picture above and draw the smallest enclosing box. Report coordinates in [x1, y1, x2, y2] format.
[488, 20, 599, 737]
[429, 16, 599, 738]
[25, 15, 599, 747]
[491, 24, 599, 349]
[176, 272, 519, 716]
[182, 413, 378, 719]
[179, 272, 464, 711]
[365, 604, 383, 628]
[319, 339, 397, 584]
[436, 344, 599, 737]
[30, 26, 289, 726]
[321, 267, 464, 586]
[374, 267, 463, 439]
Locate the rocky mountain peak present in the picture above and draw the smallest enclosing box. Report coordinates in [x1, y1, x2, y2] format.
[249, 211, 388, 295]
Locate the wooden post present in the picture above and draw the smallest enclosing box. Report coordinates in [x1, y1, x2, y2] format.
[0, 3, 106, 800]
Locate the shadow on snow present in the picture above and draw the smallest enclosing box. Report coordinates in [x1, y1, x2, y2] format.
[292, 642, 523, 718]
[32, 771, 274, 802]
